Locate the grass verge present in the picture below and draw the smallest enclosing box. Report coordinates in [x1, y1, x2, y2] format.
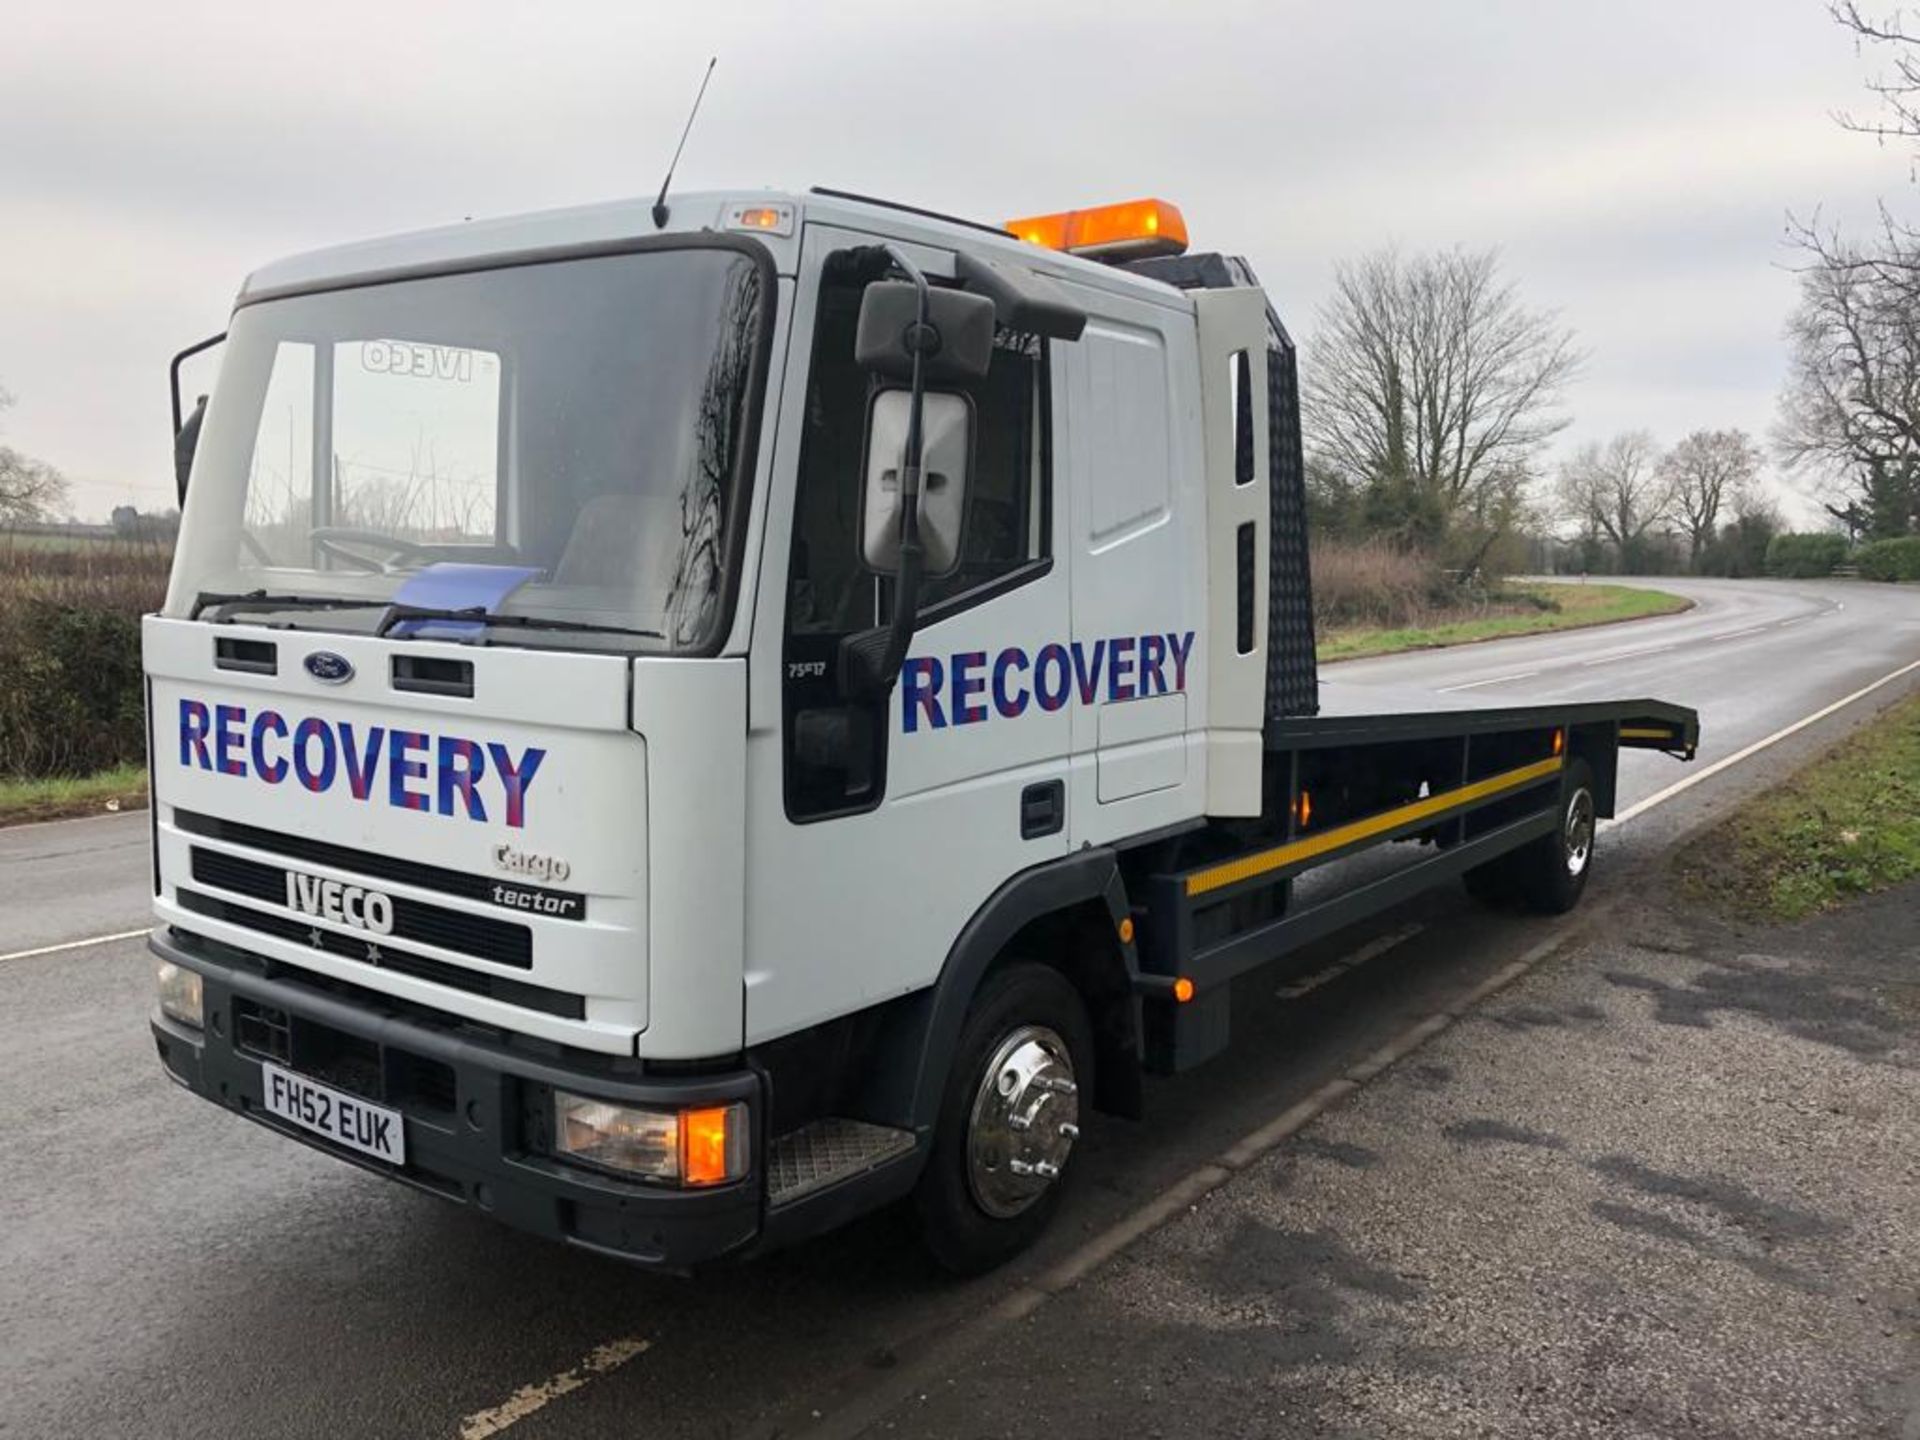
[1676, 693, 1920, 922]
[1317, 581, 1691, 663]
[0, 765, 149, 827]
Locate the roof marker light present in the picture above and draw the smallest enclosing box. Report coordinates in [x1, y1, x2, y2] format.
[723, 201, 794, 237]
[1004, 198, 1189, 260]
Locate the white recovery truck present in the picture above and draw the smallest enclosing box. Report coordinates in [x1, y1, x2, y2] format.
[148, 189, 1698, 1272]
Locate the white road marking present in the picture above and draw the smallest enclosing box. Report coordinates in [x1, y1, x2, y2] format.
[1580, 643, 1676, 667]
[458, 1338, 651, 1440]
[1277, 924, 1425, 999]
[0, 928, 149, 965]
[1608, 655, 1920, 827]
[1718, 625, 1771, 640]
[1437, 671, 1538, 693]
[1777, 616, 1812, 628]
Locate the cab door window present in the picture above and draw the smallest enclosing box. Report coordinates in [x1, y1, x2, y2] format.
[782, 264, 1051, 821]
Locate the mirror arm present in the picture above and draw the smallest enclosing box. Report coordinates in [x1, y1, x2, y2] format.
[170, 331, 225, 507]
[847, 246, 937, 697]
[170, 332, 225, 436]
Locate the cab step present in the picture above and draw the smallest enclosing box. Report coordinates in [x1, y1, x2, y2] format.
[767, 1118, 917, 1208]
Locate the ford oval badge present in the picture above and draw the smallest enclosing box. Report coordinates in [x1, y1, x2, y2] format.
[304, 650, 354, 684]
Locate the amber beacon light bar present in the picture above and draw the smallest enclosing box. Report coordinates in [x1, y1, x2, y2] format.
[1004, 198, 1190, 260]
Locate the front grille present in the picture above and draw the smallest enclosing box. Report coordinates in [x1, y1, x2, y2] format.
[176, 888, 585, 1020]
[191, 846, 532, 968]
[233, 995, 457, 1117]
[234, 995, 292, 1063]
[173, 808, 587, 922]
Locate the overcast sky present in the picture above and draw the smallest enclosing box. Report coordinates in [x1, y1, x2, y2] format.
[2, 0, 1912, 521]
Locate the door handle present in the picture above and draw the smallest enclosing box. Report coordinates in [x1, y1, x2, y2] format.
[1020, 780, 1065, 840]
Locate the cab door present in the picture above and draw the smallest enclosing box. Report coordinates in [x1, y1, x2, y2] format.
[1055, 285, 1205, 847]
[742, 222, 1072, 1046]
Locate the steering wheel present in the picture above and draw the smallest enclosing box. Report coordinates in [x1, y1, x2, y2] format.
[308, 526, 433, 573]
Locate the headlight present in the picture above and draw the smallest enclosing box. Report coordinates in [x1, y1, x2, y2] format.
[553, 1092, 747, 1186]
[156, 960, 204, 1028]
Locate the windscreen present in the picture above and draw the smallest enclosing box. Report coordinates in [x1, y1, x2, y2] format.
[167, 243, 770, 652]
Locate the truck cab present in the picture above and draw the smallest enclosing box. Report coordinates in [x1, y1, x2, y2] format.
[148, 188, 1696, 1272]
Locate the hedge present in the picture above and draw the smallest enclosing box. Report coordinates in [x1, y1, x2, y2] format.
[1765, 532, 1850, 578]
[1856, 535, 1920, 582]
[0, 542, 168, 779]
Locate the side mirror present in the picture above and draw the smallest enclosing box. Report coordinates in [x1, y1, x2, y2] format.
[861, 389, 972, 576]
[855, 282, 996, 383]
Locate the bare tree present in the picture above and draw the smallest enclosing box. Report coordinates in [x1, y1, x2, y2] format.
[1659, 429, 1762, 566]
[1831, 3, 1920, 144]
[0, 386, 71, 524]
[1776, 219, 1920, 537]
[1304, 247, 1581, 547]
[1555, 432, 1674, 569]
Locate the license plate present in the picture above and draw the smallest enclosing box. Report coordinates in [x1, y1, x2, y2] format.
[260, 1062, 406, 1165]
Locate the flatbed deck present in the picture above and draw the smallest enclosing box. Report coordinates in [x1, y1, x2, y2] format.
[1270, 682, 1698, 757]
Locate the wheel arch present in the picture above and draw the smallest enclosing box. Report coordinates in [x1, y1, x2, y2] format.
[1568, 722, 1619, 815]
[851, 848, 1143, 1136]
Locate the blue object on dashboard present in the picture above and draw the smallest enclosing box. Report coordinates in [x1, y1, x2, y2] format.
[388, 563, 543, 642]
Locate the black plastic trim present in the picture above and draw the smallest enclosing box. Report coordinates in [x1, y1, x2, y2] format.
[174, 890, 574, 1017]
[877, 848, 1136, 1134]
[174, 809, 587, 921]
[809, 186, 1013, 241]
[392, 653, 473, 698]
[1187, 809, 1559, 989]
[1019, 780, 1065, 840]
[237, 230, 773, 308]
[215, 636, 277, 675]
[912, 556, 1054, 631]
[188, 847, 534, 968]
[151, 931, 762, 1269]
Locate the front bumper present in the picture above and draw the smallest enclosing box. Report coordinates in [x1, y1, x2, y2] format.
[150, 928, 761, 1269]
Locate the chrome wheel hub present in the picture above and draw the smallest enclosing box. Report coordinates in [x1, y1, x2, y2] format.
[1564, 786, 1595, 877]
[966, 1025, 1079, 1219]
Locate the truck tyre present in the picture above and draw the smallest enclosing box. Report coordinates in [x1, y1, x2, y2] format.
[1506, 758, 1597, 914]
[915, 961, 1094, 1275]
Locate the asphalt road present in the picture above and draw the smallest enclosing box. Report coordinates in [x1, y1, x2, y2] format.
[3, 577, 1917, 1440]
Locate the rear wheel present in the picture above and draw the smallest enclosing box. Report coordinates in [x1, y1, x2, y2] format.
[1514, 759, 1598, 913]
[1462, 758, 1597, 914]
[915, 962, 1093, 1275]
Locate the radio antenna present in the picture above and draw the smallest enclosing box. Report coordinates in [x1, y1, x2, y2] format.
[652, 56, 717, 230]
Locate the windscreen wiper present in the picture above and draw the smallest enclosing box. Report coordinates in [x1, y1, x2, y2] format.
[191, 590, 387, 621]
[376, 604, 665, 641]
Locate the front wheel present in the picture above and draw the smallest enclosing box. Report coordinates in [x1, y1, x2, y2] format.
[915, 963, 1093, 1275]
